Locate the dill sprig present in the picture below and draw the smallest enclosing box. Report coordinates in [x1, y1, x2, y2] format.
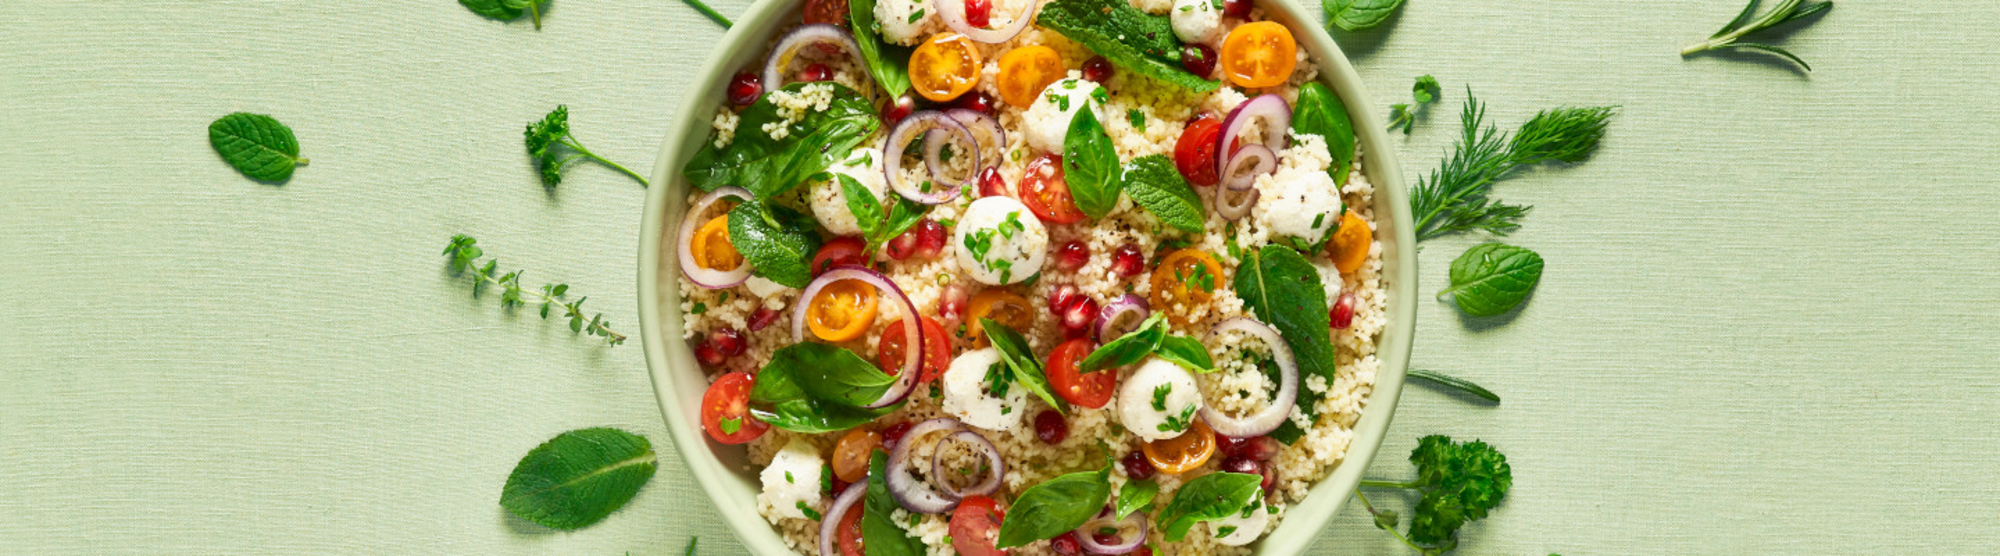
[1681, 0, 1832, 71]
[443, 234, 627, 345]
[1409, 91, 1615, 242]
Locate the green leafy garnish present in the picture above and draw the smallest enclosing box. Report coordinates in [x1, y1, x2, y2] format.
[1409, 90, 1615, 241]
[1388, 75, 1441, 133]
[1038, 0, 1218, 92]
[841, 174, 930, 256]
[982, 318, 1070, 414]
[1438, 243, 1543, 317]
[727, 200, 822, 288]
[525, 106, 651, 189]
[1080, 313, 1166, 372]
[1156, 403, 1197, 433]
[1155, 472, 1263, 541]
[1407, 369, 1500, 403]
[500, 427, 657, 530]
[444, 235, 626, 345]
[1115, 479, 1159, 519]
[684, 82, 880, 199]
[459, 0, 552, 30]
[1121, 155, 1205, 234]
[1063, 108, 1122, 219]
[995, 462, 1113, 547]
[1355, 436, 1512, 555]
[208, 113, 307, 182]
[686, 536, 699, 556]
[1290, 82, 1355, 187]
[1325, 0, 1407, 31]
[849, 0, 912, 97]
[1233, 246, 1336, 443]
[749, 344, 901, 433]
[1155, 335, 1215, 372]
[864, 450, 927, 556]
[1681, 0, 1832, 71]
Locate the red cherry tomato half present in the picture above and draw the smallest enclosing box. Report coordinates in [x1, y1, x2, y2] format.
[877, 316, 953, 384]
[1046, 338, 1115, 408]
[813, 236, 869, 275]
[701, 372, 769, 444]
[1174, 115, 1223, 187]
[835, 499, 865, 556]
[1019, 154, 1087, 224]
[950, 495, 1008, 556]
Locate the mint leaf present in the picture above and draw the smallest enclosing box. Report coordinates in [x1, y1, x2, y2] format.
[1438, 243, 1543, 317]
[1121, 155, 1205, 233]
[849, 0, 914, 98]
[1062, 108, 1121, 219]
[1038, 0, 1218, 92]
[864, 450, 927, 556]
[684, 82, 880, 199]
[727, 200, 822, 288]
[1233, 245, 1337, 443]
[500, 428, 657, 530]
[996, 463, 1112, 547]
[1291, 82, 1354, 186]
[1325, 0, 1407, 31]
[1155, 472, 1262, 541]
[209, 113, 306, 182]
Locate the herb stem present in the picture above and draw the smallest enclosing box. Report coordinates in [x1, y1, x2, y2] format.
[528, 0, 543, 30]
[1358, 479, 1420, 490]
[461, 259, 628, 345]
[559, 137, 651, 187]
[683, 0, 734, 29]
[1408, 369, 1501, 403]
[1354, 489, 1429, 554]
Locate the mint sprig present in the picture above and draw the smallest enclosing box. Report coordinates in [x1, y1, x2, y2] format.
[443, 235, 627, 345]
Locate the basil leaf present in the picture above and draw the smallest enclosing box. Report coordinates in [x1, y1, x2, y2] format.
[1063, 108, 1122, 219]
[1155, 472, 1262, 541]
[751, 400, 893, 434]
[684, 82, 880, 198]
[1115, 479, 1159, 520]
[1080, 313, 1166, 372]
[864, 450, 926, 556]
[995, 465, 1113, 548]
[1325, 0, 1408, 31]
[841, 174, 886, 235]
[752, 344, 901, 433]
[775, 343, 899, 407]
[1121, 155, 1205, 233]
[1438, 243, 1543, 317]
[727, 200, 822, 288]
[1038, 0, 1219, 92]
[208, 113, 306, 182]
[1232, 246, 1338, 444]
[500, 427, 658, 530]
[459, 0, 523, 20]
[1291, 81, 1355, 187]
[849, 0, 914, 99]
[1155, 335, 1215, 373]
[981, 318, 1069, 414]
[844, 174, 930, 254]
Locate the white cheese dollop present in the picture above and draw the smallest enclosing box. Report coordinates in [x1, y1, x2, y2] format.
[1022, 77, 1111, 154]
[873, 0, 937, 45]
[953, 196, 1048, 285]
[1116, 357, 1205, 442]
[1212, 499, 1273, 546]
[1254, 139, 1344, 245]
[808, 147, 888, 236]
[942, 347, 1029, 431]
[1170, 0, 1222, 43]
[758, 438, 825, 520]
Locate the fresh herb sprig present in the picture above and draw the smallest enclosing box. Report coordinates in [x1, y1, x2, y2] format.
[444, 235, 627, 345]
[1680, 0, 1832, 71]
[1407, 369, 1499, 403]
[526, 106, 651, 189]
[459, 0, 552, 30]
[1355, 436, 1512, 555]
[1409, 91, 1615, 241]
[1387, 75, 1441, 133]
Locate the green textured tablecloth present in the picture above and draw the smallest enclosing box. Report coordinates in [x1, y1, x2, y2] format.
[4, 0, 1997, 553]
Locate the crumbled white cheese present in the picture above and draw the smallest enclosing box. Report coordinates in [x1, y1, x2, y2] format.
[1170, 0, 1222, 43]
[1212, 499, 1273, 546]
[757, 438, 825, 520]
[1022, 76, 1111, 154]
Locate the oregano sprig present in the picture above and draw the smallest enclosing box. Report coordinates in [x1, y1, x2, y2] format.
[1387, 75, 1440, 134]
[1681, 0, 1832, 71]
[444, 235, 627, 345]
[526, 106, 651, 189]
[1409, 90, 1616, 241]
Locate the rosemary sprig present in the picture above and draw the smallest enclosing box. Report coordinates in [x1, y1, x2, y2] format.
[444, 234, 627, 345]
[1408, 90, 1615, 242]
[1680, 0, 1832, 71]
[1407, 369, 1500, 403]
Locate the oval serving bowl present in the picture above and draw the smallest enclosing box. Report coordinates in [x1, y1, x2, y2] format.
[637, 0, 1416, 551]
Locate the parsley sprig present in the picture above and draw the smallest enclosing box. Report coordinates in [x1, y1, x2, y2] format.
[444, 235, 627, 345]
[525, 106, 651, 189]
[1409, 91, 1615, 241]
[1681, 0, 1832, 71]
[1355, 436, 1512, 555]
[1387, 75, 1440, 133]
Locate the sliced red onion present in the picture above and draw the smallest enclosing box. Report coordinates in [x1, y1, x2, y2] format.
[1075, 510, 1148, 554]
[947, 108, 1005, 171]
[936, 0, 1037, 43]
[676, 186, 754, 288]
[931, 430, 1005, 499]
[763, 24, 866, 92]
[884, 111, 973, 204]
[887, 418, 965, 513]
[819, 481, 868, 556]
[1220, 143, 1275, 191]
[923, 128, 978, 188]
[1094, 294, 1151, 341]
[1200, 318, 1298, 437]
[1213, 185, 1260, 221]
[1214, 93, 1292, 181]
[792, 266, 922, 408]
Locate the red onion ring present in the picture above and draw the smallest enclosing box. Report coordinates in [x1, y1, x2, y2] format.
[763, 24, 867, 93]
[1199, 318, 1298, 437]
[1221, 144, 1276, 191]
[887, 418, 965, 513]
[923, 128, 978, 188]
[1213, 184, 1260, 221]
[676, 187, 754, 289]
[936, 0, 1037, 43]
[930, 430, 1005, 499]
[1213, 94, 1291, 181]
[1094, 294, 1151, 341]
[884, 110, 973, 204]
[819, 481, 868, 556]
[947, 108, 1006, 171]
[791, 266, 922, 408]
[1075, 510, 1149, 554]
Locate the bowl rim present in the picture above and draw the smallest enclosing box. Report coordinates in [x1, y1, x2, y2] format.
[635, 0, 1417, 551]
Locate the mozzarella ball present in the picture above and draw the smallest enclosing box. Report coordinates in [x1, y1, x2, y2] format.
[873, 0, 937, 45]
[1170, 0, 1222, 43]
[808, 147, 888, 236]
[954, 196, 1048, 285]
[1212, 499, 1273, 546]
[1256, 161, 1343, 245]
[757, 438, 825, 520]
[1022, 77, 1111, 154]
[943, 347, 1029, 431]
[1116, 357, 1205, 442]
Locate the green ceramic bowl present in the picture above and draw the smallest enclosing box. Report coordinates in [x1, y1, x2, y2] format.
[636, 1, 1416, 551]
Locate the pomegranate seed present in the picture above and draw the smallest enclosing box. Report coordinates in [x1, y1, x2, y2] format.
[1120, 450, 1156, 480]
[950, 91, 995, 116]
[1111, 243, 1145, 277]
[695, 342, 726, 366]
[963, 0, 992, 28]
[1221, 455, 1259, 476]
[881, 422, 913, 448]
[831, 477, 851, 495]
[747, 306, 781, 331]
[1181, 43, 1218, 78]
[1330, 292, 1356, 330]
[1051, 532, 1082, 556]
[1256, 464, 1278, 495]
[1221, 0, 1251, 18]
[1048, 284, 1081, 317]
[709, 327, 747, 356]
[938, 283, 969, 323]
[1061, 297, 1098, 337]
[884, 94, 916, 127]
[885, 229, 920, 260]
[799, 63, 833, 83]
[912, 219, 946, 258]
[1055, 241, 1090, 272]
[726, 71, 762, 106]
[977, 166, 1009, 198]
[1081, 56, 1114, 83]
[1131, 547, 1154, 556]
[1034, 410, 1068, 444]
[1220, 435, 1280, 461]
[1092, 532, 1122, 545]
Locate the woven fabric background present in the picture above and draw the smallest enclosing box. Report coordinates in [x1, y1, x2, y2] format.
[4, 0, 1997, 553]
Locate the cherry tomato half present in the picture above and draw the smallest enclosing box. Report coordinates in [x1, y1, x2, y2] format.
[1173, 115, 1223, 187]
[965, 288, 1035, 346]
[1326, 210, 1370, 275]
[1149, 249, 1225, 327]
[910, 33, 984, 102]
[877, 316, 953, 383]
[997, 45, 1065, 108]
[701, 372, 769, 444]
[835, 499, 866, 556]
[1046, 338, 1115, 408]
[831, 428, 883, 483]
[950, 495, 1007, 556]
[807, 280, 881, 342]
[1219, 21, 1298, 89]
[813, 236, 868, 275]
[1019, 154, 1088, 225]
[1141, 419, 1217, 475]
[689, 215, 743, 270]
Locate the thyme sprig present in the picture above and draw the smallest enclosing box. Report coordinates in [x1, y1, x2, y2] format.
[444, 234, 627, 345]
[1409, 90, 1615, 242]
[1680, 0, 1832, 71]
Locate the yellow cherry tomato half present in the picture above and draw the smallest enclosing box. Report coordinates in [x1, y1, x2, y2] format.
[964, 288, 1034, 346]
[689, 215, 742, 271]
[910, 33, 984, 102]
[1219, 21, 1297, 88]
[1142, 420, 1217, 475]
[996, 45, 1065, 108]
[1327, 210, 1370, 275]
[1149, 249, 1226, 327]
[807, 279, 881, 342]
[831, 427, 883, 483]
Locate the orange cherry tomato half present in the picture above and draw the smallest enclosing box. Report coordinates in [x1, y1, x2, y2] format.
[1047, 338, 1115, 408]
[1142, 419, 1217, 475]
[964, 288, 1035, 346]
[910, 33, 984, 102]
[1149, 249, 1226, 326]
[1326, 210, 1370, 275]
[807, 279, 881, 342]
[1219, 21, 1297, 88]
[689, 215, 742, 271]
[949, 495, 1007, 556]
[1019, 154, 1088, 225]
[997, 45, 1065, 108]
[831, 428, 884, 483]
[835, 500, 866, 556]
[701, 372, 769, 444]
[877, 316, 953, 383]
